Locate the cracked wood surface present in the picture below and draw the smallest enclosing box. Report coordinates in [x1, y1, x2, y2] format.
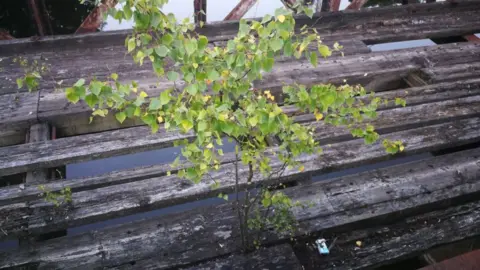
[1, 144, 478, 269]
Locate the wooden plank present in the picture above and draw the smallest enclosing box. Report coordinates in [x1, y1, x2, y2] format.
[121, 244, 302, 270]
[299, 202, 480, 270]
[35, 42, 480, 138]
[1, 91, 479, 177]
[1, 116, 479, 240]
[0, 0, 478, 57]
[1, 1, 479, 96]
[0, 126, 194, 177]
[289, 78, 480, 123]
[259, 42, 480, 96]
[423, 62, 480, 84]
[24, 123, 51, 186]
[224, 0, 259, 21]
[1, 142, 479, 269]
[311, 95, 480, 144]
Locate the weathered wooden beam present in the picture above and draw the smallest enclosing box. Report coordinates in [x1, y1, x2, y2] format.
[76, 0, 118, 34]
[30, 42, 480, 139]
[28, 0, 45, 37]
[1, 116, 479, 240]
[290, 78, 480, 122]
[224, 0, 258, 21]
[2, 90, 480, 177]
[0, 125, 194, 177]
[300, 201, 480, 269]
[194, 0, 207, 24]
[1, 144, 479, 268]
[330, 0, 341, 11]
[24, 123, 51, 186]
[131, 244, 302, 270]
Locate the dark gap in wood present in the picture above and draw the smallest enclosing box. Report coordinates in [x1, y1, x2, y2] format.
[0, 263, 39, 270]
[431, 141, 480, 156]
[310, 153, 433, 182]
[0, 173, 26, 188]
[375, 257, 428, 270]
[431, 36, 469, 45]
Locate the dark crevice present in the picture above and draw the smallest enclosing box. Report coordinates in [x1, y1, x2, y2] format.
[431, 141, 480, 156]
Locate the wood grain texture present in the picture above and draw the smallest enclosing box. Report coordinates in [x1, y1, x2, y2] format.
[122, 244, 302, 270]
[0, 116, 479, 240]
[0, 90, 478, 176]
[32, 42, 480, 139]
[0, 126, 194, 177]
[1, 144, 478, 269]
[24, 123, 51, 186]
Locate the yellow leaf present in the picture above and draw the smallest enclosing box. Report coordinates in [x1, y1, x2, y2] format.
[139, 91, 148, 98]
[193, 63, 198, 69]
[356, 241, 362, 247]
[167, 171, 171, 176]
[315, 112, 323, 121]
[206, 143, 213, 149]
[277, 15, 285, 23]
[269, 95, 275, 101]
[132, 87, 138, 93]
[157, 116, 164, 123]
[299, 165, 305, 172]
[399, 145, 405, 152]
[203, 95, 211, 102]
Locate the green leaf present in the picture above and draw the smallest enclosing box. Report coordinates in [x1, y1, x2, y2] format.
[74, 78, 85, 87]
[162, 34, 173, 45]
[310, 51, 318, 67]
[198, 35, 208, 50]
[123, 5, 132, 19]
[318, 45, 332, 58]
[395, 97, 406, 107]
[304, 7, 314, 18]
[207, 69, 220, 81]
[261, 14, 272, 24]
[270, 38, 284, 52]
[220, 122, 234, 135]
[127, 38, 136, 52]
[115, 112, 127, 124]
[167, 71, 179, 81]
[160, 91, 171, 105]
[283, 40, 293, 57]
[184, 39, 197, 56]
[65, 87, 79, 103]
[155, 45, 169, 57]
[322, 93, 336, 109]
[262, 57, 275, 72]
[185, 84, 198, 95]
[197, 121, 207, 131]
[181, 119, 194, 131]
[149, 98, 162, 110]
[16, 78, 23, 89]
[85, 94, 98, 108]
